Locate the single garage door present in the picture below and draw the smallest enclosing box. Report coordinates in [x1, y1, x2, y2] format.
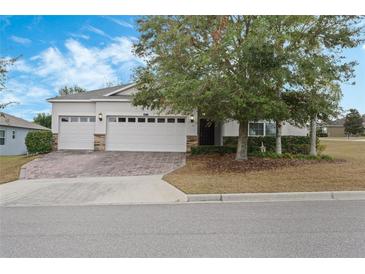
[106, 116, 186, 152]
[58, 116, 95, 150]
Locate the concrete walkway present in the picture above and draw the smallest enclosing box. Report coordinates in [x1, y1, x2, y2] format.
[0, 175, 187, 207]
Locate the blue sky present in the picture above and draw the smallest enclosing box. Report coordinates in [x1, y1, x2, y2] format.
[0, 16, 364, 121]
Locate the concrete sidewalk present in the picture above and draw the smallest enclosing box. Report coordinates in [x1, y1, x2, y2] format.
[0, 175, 187, 207]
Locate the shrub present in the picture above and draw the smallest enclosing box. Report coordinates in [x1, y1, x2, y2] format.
[191, 145, 236, 155]
[224, 136, 320, 155]
[317, 132, 328, 137]
[252, 151, 334, 161]
[25, 130, 53, 154]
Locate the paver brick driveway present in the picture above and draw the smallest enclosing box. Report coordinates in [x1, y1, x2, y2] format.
[21, 151, 186, 179]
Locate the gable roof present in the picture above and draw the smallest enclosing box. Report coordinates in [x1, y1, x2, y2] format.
[47, 83, 136, 102]
[0, 112, 50, 130]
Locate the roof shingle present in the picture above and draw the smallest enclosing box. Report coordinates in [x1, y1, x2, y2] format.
[0, 112, 50, 130]
[47, 84, 133, 101]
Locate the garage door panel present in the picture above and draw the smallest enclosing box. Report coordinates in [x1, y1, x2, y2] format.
[106, 117, 186, 152]
[59, 118, 95, 150]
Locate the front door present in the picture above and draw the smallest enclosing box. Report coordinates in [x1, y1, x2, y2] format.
[199, 119, 215, 145]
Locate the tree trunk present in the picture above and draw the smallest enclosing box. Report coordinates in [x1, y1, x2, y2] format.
[310, 114, 317, 156]
[236, 120, 249, 160]
[275, 120, 282, 155]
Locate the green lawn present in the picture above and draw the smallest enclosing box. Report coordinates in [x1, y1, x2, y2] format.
[0, 155, 38, 184]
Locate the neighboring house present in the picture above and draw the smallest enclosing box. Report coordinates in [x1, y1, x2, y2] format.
[48, 83, 308, 152]
[0, 112, 50, 155]
[323, 116, 365, 137]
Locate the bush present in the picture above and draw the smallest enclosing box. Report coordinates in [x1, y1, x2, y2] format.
[317, 132, 328, 137]
[224, 136, 320, 155]
[25, 130, 53, 154]
[252, 151, 334, 161]
[191, 145, 236, 155]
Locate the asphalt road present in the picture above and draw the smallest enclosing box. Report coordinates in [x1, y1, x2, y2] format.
[1, 200, 365, 257]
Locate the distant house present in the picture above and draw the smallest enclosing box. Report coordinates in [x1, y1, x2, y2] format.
[0, 112, 50, 155]
[323, 115, 365, 137]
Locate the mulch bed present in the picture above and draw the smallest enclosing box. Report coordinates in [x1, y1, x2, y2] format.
[189, 153, 344, 174]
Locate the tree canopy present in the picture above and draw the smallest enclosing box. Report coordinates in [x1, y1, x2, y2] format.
[132, 16, 364, 160]
[33, 113, 52, 129]
[344, 109, 364, 136]
[0, 56, 17, 109]
[59, 85, 86, 95]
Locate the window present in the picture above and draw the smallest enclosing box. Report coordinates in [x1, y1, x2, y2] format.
[61, 117, 69, 122]
[177, 118, 185, 123]
[249, 123, 264, 136]
[128, 117, 136, 122]
[157, 118, 165, 123]
[12, 130, 15, 139]
[265, 122, 276, 136]
[138, 117, 146, 123]
[118, 117, 126, 122]
[89, 117, 96, 122]
[147, 118, 155, 123]
[70, 117, 79, 122]
[167, 118, 175, 123]
[80, 117, 88, 122]
[108, 117, 117, 122]
[0, 130, 4, 145]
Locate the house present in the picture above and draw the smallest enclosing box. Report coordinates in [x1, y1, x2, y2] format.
[0, 112, 50, 155]
[48, 83, 308, 152]
[323, 115, 365, 137]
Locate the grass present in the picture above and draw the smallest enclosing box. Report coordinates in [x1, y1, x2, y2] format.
[0, 155, 38, 184]
[164, 139, 365, 194]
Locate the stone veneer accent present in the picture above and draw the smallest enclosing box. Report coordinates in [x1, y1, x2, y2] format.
[186, 135, 198, 152]
[52, 133, 58, 151]
[94, 134, 106, 151]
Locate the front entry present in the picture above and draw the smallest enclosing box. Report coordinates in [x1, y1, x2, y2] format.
[199, 119, 215, 145]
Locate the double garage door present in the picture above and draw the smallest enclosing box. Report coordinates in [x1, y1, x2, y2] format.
[58, 115, 187, 152]
[106, 116, 186, 152]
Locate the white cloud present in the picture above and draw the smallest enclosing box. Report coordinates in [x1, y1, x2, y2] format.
[69, 33, 90, 40]
[362, 44, 365, 50]
[28, 87, 51, 98]
[10, 35, 31, 45]
[85, 25, 112, 39]
[31, 37, 142, 90]
[105, 17, 134, 29]
[11, 59, 32, 73]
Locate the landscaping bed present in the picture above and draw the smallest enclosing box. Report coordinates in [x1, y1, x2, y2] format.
[192, 153, 340, 174]
[164, 139, 365, 194]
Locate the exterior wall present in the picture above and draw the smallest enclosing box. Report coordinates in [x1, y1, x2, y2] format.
[95, 101, 194, 134]
[186, 111, 198, 136]
[0, 126, 31, 155]
[222, 120, 308, 137]
[222, 120, 240, 137]
[51, 102, 96, 133]
[281, 122, 308, 136]
[327, 126, 345, 137]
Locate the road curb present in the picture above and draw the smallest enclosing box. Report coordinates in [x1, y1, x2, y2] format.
[187, 191, 365, 203]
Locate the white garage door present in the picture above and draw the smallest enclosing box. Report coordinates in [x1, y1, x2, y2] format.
[58, 116, 95, 150]
[106, 116, 186, 152]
